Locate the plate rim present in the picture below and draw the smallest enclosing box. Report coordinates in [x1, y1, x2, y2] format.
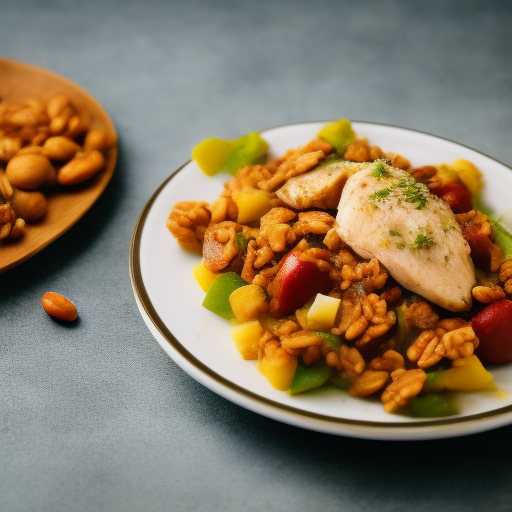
[130, 120, 512, 440]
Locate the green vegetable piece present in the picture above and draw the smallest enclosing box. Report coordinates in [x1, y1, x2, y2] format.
[202, 272, 248, 321]
[328, 372, 351, 392]
[317, 119, 355, 154]
[395, 304, 407, 350]
[422, 370, 445, 393]
[288, 362, 333, 395]
[314, 332, 342, 352]
[407, 394, 457, 418]
[224, 132, 268, 175]
[489, 216, 512, 259]
[234, 230, 252, 254]
[192, 132, 268, 177]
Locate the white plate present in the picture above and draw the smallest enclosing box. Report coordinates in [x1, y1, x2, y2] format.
[130, 121, 512, 440]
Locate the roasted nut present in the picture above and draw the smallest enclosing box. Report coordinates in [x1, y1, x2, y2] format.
[10, 189, 47, 222]
[0, 170, 13, 199]
[381, 369, 426, 413]
[41, 292, 78, 321]
[46, 95, 71, 119]
[0, 137, 21, 160]
[57, 150, 105, 185]
[43, 136, 81, 160]
[67, 114, 90, 138]
[83, 128, 117, 151]
[349, 370, 389, 397]
[5, 154, 54, 189]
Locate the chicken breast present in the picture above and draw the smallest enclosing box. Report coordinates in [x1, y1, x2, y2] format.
[336, 161, 475, 311]
[276, 159, 366, 210]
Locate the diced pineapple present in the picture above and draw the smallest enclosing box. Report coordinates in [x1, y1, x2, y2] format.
[440, 355, 494, 391]
[426, 355, 494, 392]
[232, 186, 274, 224]
[193, 261, 217, 292]
[450, 158, 484, 197]
[306, 293, 341, 331]
[230, 320, 262, 360]
[258, 345, 298, 391]
[229, 284, 269, 323]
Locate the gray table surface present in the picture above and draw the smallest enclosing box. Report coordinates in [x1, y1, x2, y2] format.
[2, 1, 512, 511]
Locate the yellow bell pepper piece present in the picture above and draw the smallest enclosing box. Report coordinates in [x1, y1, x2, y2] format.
[191, 138, 234, 176]
[432, 355, 494, 392]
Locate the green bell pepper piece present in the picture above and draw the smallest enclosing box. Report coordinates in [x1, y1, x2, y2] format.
[192, 132, 268, 176]
[328, 372, 351, 392]
[407, 393, 457, 418]
[202, 272, 248, 321]
[224, 132, 268, 175]
[288, 361, 333, 395]
[489, 216, 512, 259]
[317, 119, 355, 154]
[314, 332, 342, 352]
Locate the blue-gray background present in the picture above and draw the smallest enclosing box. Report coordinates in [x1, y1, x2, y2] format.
[1, 1, 512, 511]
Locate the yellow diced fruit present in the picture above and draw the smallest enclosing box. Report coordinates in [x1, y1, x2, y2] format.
[258, 346, 298, 391]
[450, 158, 484, 196]
[229, 284, 269, 323]
[191, 137, 234, 176]
[193, 261, 218, 292]
[434, 163, 458, 186]
[439, 355, 494, 392]
[230, 320, 263, 360]
[295, 297, 314, 330]
[233, 186, 274, 224]
[306, 293, 341, 331]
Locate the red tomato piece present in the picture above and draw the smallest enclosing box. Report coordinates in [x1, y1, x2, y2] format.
[430, 181, 473, 214]
[268, 251, 333, 317]
[460, 221, 494, 272]
[472, 299, 512, 364]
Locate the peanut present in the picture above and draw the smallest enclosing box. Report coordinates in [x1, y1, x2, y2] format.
[57, 150, 105, 185]
[83, 128, 117, 151]
[6, 154, 54, 189]
[44, 136, 81, 160]
[0, 137, 21, 160]
[67, 114, 90, 138]
[46, 95, 71, 119]
[41, 292, 78, 321]
[10, 189, 47, 222]
[0, 170, 13, 199]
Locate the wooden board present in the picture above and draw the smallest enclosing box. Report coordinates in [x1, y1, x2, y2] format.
[0, 57, 118, 274]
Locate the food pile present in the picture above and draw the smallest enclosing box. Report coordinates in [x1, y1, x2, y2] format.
[0, 94, 116, 241]
[166, 120, 512, 416]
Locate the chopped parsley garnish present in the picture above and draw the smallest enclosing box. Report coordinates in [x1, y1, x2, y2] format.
[371, 163, 390, 179]
[368, 174, 428, 210]
[370, 188, 391, 201]
[387, 227, 436, 251]
[412, 230, 436, 250]
[403, 185, 428, 210]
